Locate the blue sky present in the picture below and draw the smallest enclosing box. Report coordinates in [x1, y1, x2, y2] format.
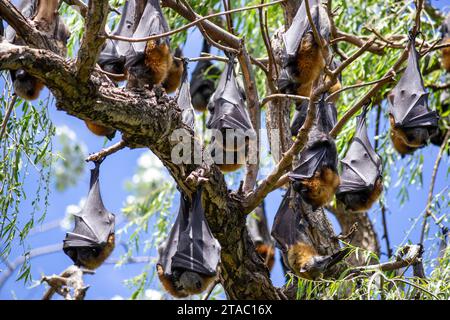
[0, 1, 449, 300]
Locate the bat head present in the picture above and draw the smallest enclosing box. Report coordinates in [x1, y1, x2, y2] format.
[178, 271, 205, 294]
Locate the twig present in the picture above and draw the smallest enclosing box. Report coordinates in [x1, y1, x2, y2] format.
[260, 93, 310, 108]
[85, 139, 127, 162]
[373, 105, 392, 258]
[41, 265, 94, 300]
[426, 82, 450, 91]
[0, 94, 17, 141]
[108, 0, 286, 43]
[419, 129, 450, 244]
[304, 0, 324, 51]
[202, 278, 220, 300]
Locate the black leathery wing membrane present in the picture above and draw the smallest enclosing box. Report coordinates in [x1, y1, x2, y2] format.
[176, 62, 195, 129]
[206, 57, 255, 156]
[98, 0, 139, 75]
[337, 108, 382, 194]
[157, 188, 220, 281]
[247, 202, 273, 248]
[388, 36, 438, 130]
[63, 162, 115, 267]
[289, 97, 338, 180]
[189, 40, 221, 111]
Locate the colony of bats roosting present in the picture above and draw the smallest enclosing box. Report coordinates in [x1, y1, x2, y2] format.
[1, 0, 449, 299]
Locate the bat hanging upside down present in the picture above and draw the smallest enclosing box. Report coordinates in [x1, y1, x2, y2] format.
[157, 188, 220, 298]
[387, 34, 438, 156]
[289, 97, 339, 208]
[63, 161, 115, 270]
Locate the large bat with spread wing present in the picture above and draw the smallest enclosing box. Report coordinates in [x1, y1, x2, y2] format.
[288, 97, 339, 208]
[157, 188, 220, 298]
[125, 0, 173, 89]
[63, 162, 115, 270]
[388, 34, 439, 155]
[206, 57, 256, 172]
[246, 201, 275, 271]
[441, 14, 450, 72]
[278, 0, 330, 97]
[271, 187, 347, 279]
[336, 107, 383, 212]
[190, 39, 221, 111]
[5, 0, 69, 101]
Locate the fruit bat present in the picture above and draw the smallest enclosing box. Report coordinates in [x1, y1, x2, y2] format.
[176, 60, 195, 129]
[5, 0, 69, 101]
[289, 97, 339, 208]
[63, 161, 115, 270]
[271, 187, 347, 279]
[246, 202, 275, 271]
[388, 34, 439, 156]
[98, 0, 140, 80]
[162, 47, 184, 94]
[157, 188, 220, 298]
[190, 39, 221, 111]
[125, 0, 172, 89]
[336, 107, 383, 212]
[430, 91, 449, 147]
[84, 121, 116, 140]
[206, 56, 256, 172]
[278, 0, 330, 97]
[441, 14, 450, 72]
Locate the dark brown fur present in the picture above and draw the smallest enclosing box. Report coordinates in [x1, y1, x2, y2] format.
[157, 265, 215, 298]
[144, 40, 172, 86]
[287, 242, 318, 280]
[256, 244, 275, 271]
[337, 177, 383, 213]
[78, 233, 115, 270]
[442, 38, 450, 72]
[85, 120, 116, 140]
[162, 56, 183, 93]
[297, 167, 340, 208]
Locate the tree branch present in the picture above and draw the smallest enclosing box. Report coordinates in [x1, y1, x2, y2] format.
[76, 0, 110, 82]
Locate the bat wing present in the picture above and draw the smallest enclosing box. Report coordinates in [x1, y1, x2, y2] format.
[206, 61, 254, 132]
[114, 0, 140, 57]
[338, 114, 382, 193]
[157, 209, 181, 276]
[169, 188, 221, 276]
[247, 202, 273, 246]
[291, 100, 308, 136]
[189, 61, 220, 95]
[388, 37, 438, 128]
[176, 65, 195, 129]
[271, 188, 298, 251]
[130, 0, 169, 54]
[63, 164, 115, 253]
[289, 99, 337, 179]
[282, 0, 330, 62]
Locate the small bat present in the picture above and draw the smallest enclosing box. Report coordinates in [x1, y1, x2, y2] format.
[279, 0, 330, 97]
[157, 188, 220, 298]
[98, 0, 139, 80]
[271, 187, 347, 279]
[441, 14, 450, 72]
[63, 161, 115, 270]
[336, 106, 383, 212]
[176, 60, 195, 129]
[388, 34, 439, 155]
[162, 47, 184, 93]
[125, 0, 172, 89]
[206, 56, 255, 172]
[246, 201, 275, 271]
[5, 0, 69, 101]
[288, 97, 339, 208]
[190, 39, 221, 111]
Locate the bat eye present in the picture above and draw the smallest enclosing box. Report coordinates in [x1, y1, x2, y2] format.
[196, 281, 202, 289]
